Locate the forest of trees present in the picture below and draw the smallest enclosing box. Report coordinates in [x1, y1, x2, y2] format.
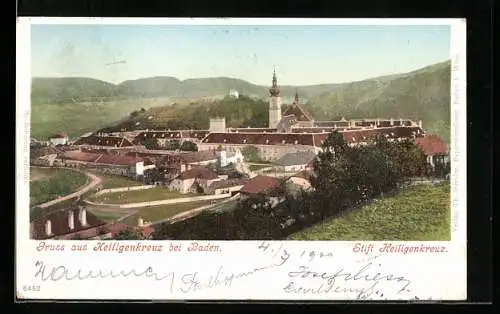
[150, 131, 430, 240]
[139, 138, 198, 151]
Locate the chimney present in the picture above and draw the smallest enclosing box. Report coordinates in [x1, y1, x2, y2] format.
[45, 220, 52, 236]
[68, 210, 75, 230]
[79, 208, 87, 226]
[418, 120, 423, 128]
[138, 217, 144, 227]
[390, 118, 394, 126]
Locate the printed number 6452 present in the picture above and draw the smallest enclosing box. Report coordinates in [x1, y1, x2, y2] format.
[22, 285, 41, 292]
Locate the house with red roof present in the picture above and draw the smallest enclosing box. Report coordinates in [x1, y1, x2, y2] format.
[415, 134, 449, 170]
[168, 167, 221, 194]
[240, 175, 282, 196]
[239, 175, 287, 208]
[30, 206, 110, 240]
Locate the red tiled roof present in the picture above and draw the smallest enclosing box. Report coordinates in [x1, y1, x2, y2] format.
[112, 155, 144, 166]
[314, 121, 350, 128]
[340, 126, 424, 143]
[415, 134, 448, 156]
[240, 175, 281, 195]
[134, 130, 210, 142]
[176, 167, 218, 180]
[178, 151, 218, 163]
[105, 223, 155, 238]
[228, 128, 277, 133]
[208, 178, 249, 190]
[50, 132, 68, 139]
[282, 103, 313, 121]
[73, 135, 134, 147]
[141, 226, 155, 237]
[196, 126, 424, 148]
[291, 127, 336, 133]
[201, 132, 328, 147]
[106, 223, 131, 236]
[30, 208, 106, 240]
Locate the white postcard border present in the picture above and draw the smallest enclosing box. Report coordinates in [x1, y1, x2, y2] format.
[16, 18, 467, 301]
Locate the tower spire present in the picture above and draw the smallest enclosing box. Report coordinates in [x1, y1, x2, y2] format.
[269, 68, 280, 96]
[294, 90, 299, 104]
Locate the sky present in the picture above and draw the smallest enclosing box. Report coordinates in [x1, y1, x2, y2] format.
[31, 23, 451, 86]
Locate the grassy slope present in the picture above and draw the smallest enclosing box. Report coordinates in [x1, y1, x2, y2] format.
[30, 167, 88, 206]
[87, 171, 144, 189]
[30, 97, 175, 140]
[289, 182, 450, 241]
[121, 200, 213, 225]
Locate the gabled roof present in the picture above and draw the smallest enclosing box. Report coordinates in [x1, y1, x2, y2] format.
[49, 132, 68, 139]
[176, 167, 218, 180]
[30, 208, 106, 240]
[240, 175, 281, 195]
[415, 134, 448, 156]
[340, 126, 424, 143]
[62, 150, 102, 162]
[73, 135, 134, 147]
[201, 132, 329, 147]
[282, 103, 314, 122]
[134, 130, 210, 143]
[208, 178, 249, 190]
[274, 151, 317, 167]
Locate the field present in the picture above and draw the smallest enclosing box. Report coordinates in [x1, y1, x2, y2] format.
[87, 209, 130, 222]
[30, 167, 88, 206]
[30, 97, 174, 140]
[87, 171, 143, 189]
[120, 200, 214, 225]
[90, 187, 195, 204]
[289, 182, 450, 241]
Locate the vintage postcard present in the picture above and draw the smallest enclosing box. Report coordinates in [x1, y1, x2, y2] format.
[16, 18, 467, 301]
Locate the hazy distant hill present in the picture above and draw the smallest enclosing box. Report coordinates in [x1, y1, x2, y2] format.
[305, 61, 451, 141]
[31, 76, 340, 103]
[31, 77, 120, 104]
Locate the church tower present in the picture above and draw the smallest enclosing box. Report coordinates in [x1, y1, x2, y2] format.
[268, 68, 282, 128]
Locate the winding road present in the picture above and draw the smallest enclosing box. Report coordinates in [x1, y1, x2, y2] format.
[38, 170, 102, 209]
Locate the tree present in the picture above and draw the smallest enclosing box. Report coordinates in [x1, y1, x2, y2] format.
[144, 168, 163, 185]
[114, 229, 143, 240]
[166, 140, 181, 150]
[130, 110, 139, 118]
[180, 141, 198, 152]
[141, 137, 159, 150]
[140, 108, 146, 112]
[241, 145, 261, 162]
[195, 183, 205, 194]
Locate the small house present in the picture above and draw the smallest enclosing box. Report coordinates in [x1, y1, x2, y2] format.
[48, 133, 69, 146]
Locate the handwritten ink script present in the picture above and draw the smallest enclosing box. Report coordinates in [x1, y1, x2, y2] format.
[285, 262, 411, 300]
[29, 241, 416, 300]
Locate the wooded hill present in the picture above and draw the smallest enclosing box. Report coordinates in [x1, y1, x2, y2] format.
[31, 60, 451, 142]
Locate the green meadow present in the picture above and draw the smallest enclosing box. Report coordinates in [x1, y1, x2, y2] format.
[289, 182, 450, 241]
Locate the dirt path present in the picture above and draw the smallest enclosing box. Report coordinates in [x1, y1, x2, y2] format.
[38, 171, 102, 209]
